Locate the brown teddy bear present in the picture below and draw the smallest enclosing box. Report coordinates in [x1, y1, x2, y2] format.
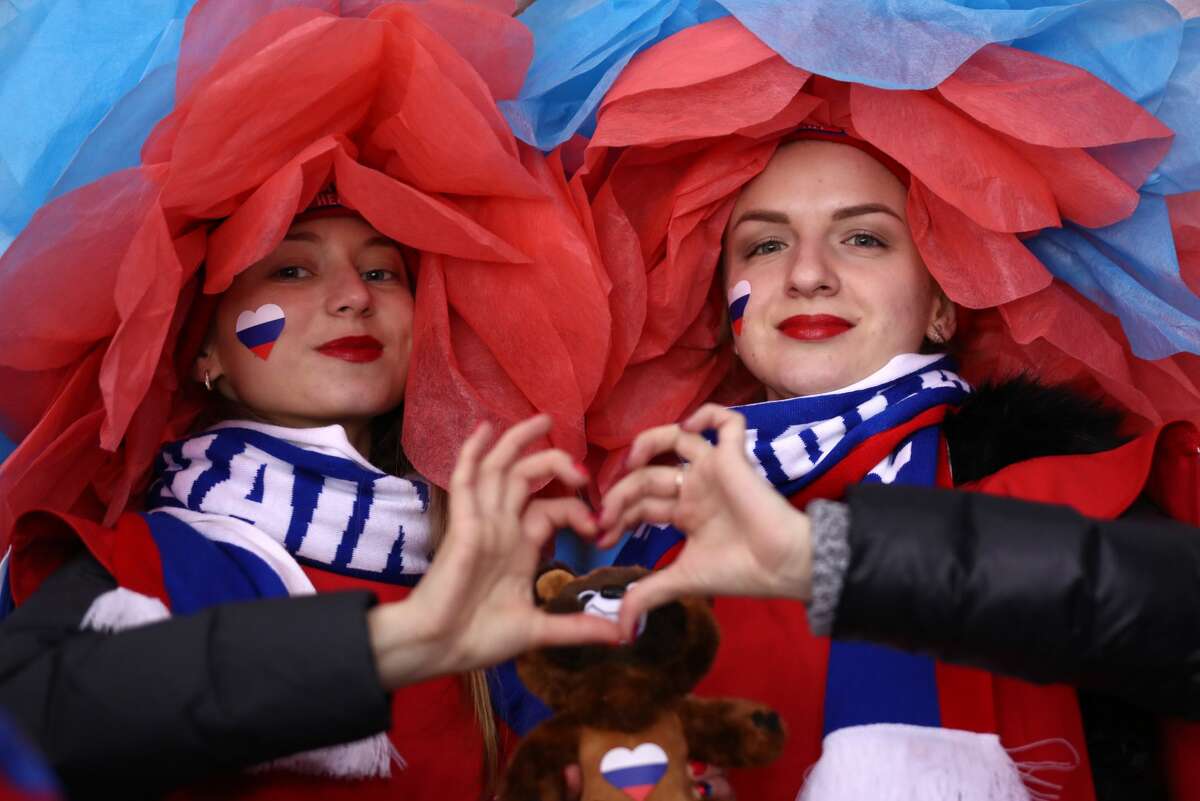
[500, 565, 786, 801]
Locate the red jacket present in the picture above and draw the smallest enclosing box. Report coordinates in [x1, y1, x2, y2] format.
[645, 422, 1199, 801]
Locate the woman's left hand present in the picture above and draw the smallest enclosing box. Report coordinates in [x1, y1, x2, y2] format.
[368, 415, 619, 688]
[597, 403, 814, 640]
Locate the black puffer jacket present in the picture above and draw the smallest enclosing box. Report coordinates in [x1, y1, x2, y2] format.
[1, 381, 1194, 800]
[836, 379, 1200, 800]
[0, 555, 389, 800]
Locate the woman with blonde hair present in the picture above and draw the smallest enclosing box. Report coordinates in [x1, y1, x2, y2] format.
[0, 2, 616, 799]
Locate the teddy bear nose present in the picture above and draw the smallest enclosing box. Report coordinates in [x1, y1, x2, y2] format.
[600, 585, 626, 600]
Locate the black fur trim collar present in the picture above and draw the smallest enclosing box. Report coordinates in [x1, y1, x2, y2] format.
[943, 377, 1126, 485]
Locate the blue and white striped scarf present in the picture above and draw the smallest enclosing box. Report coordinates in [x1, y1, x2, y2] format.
[618, 355, 1078, 799]
[80, 420, 431, 779]
[147, 420, 432, 585]
[621, 353, 970, 570]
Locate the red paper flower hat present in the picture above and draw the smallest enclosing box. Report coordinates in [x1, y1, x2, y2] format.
[0, 1, 610, 542]
[573, 17, 1200, 492]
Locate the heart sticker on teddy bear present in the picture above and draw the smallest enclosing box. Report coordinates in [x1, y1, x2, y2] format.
[600, 743, 669, 801]
[235, 304, 286, 360]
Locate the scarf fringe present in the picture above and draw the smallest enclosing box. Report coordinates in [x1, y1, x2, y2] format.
[254, 732, 404, 780]
[81, 588, 170, 631]
[797, 723, 1037, 801]
[1008, 738, 1081, 801]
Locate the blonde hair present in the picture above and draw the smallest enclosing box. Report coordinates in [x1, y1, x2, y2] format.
[420, 481, 501, 799]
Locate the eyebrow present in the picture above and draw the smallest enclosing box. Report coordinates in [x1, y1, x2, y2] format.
[731, 210, 790, 227]
[362, 235, 401, 250]
[280, 232, 401, 250]
[731, 203, 903, 229]
[831, 203, 903, 222]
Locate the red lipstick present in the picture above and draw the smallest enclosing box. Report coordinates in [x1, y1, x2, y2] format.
[317, 335, 383, 363]
[777, 315, 854, 341]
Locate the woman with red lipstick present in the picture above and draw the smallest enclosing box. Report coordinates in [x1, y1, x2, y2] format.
[0, 3, 616, 800]
[596, 142, 1200, 800]
[496, 15, 1200, 801]
[717, 140, 951, 402]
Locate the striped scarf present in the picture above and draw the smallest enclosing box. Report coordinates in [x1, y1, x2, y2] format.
[80, 420, 432, 779]
[146, 420, 431, 586]
[621, 353, 1077, 800]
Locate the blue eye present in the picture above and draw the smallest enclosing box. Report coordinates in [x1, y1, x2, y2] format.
[272, 265, 311, 280]
[361, 269, 401, 283]
[846, 232, 885, 248]
[748, 238, 786, 258]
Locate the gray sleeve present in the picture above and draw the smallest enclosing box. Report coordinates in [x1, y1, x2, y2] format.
[838, 482, 1200, 718]
[803, 499, 852, 636]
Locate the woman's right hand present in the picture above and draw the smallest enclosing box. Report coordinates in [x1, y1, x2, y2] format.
[597, 403, 814, 639]
[367, 415, 620, 689]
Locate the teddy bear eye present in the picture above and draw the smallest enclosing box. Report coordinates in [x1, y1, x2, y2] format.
[576, 590, 598, 604]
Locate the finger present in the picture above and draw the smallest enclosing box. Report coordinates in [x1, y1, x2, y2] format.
[603, 497, 677, 543]
[449, 421, 493, 493]
[598, 466, 686, 528]
[445, 422, 493, 533]
[595, 524, 631, 550]
[617, 570, 691, 639]
[625, 423, 679, 470]
[475, 415, 552, 513]
[713, 409, 746, 458]
[522, 497, 597, 551]
[530, 611, 621, 649]
[681, 403, 740, 434]
[479, 414, 552, 476]
[683, 404, 748, 461]
[625, 424, 712, 471]
[503, 449, 588, 513]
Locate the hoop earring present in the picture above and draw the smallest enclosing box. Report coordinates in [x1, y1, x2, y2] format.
[204, 370, 213, 392]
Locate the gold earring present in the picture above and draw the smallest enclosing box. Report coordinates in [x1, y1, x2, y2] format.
[928, 323, 946, 345]
[204, 370, 213, 392]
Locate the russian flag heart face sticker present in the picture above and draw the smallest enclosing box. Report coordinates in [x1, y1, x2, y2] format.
[600, 743, 669, 801]
[236, 304, 286, 360]
[728, 280, 751, 336]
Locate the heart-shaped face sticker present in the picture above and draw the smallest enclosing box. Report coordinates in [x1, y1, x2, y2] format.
[600, 742, 668, 801]
[728, 280, 751, 336]
[235, 304, 286, 360]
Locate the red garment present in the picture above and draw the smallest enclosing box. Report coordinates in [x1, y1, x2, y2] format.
[653, 428, 1184, 801]
[570, 21, 1200, 792]
[570, 16, 1199, 498]
[0, 1, 609, 543]
[170, 571, 498, 801]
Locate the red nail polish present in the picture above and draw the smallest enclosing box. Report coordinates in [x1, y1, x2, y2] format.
[574, 461, 590, 478]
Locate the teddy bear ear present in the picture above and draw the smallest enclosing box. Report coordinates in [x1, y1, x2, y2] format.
[535, 568, 575, 604]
